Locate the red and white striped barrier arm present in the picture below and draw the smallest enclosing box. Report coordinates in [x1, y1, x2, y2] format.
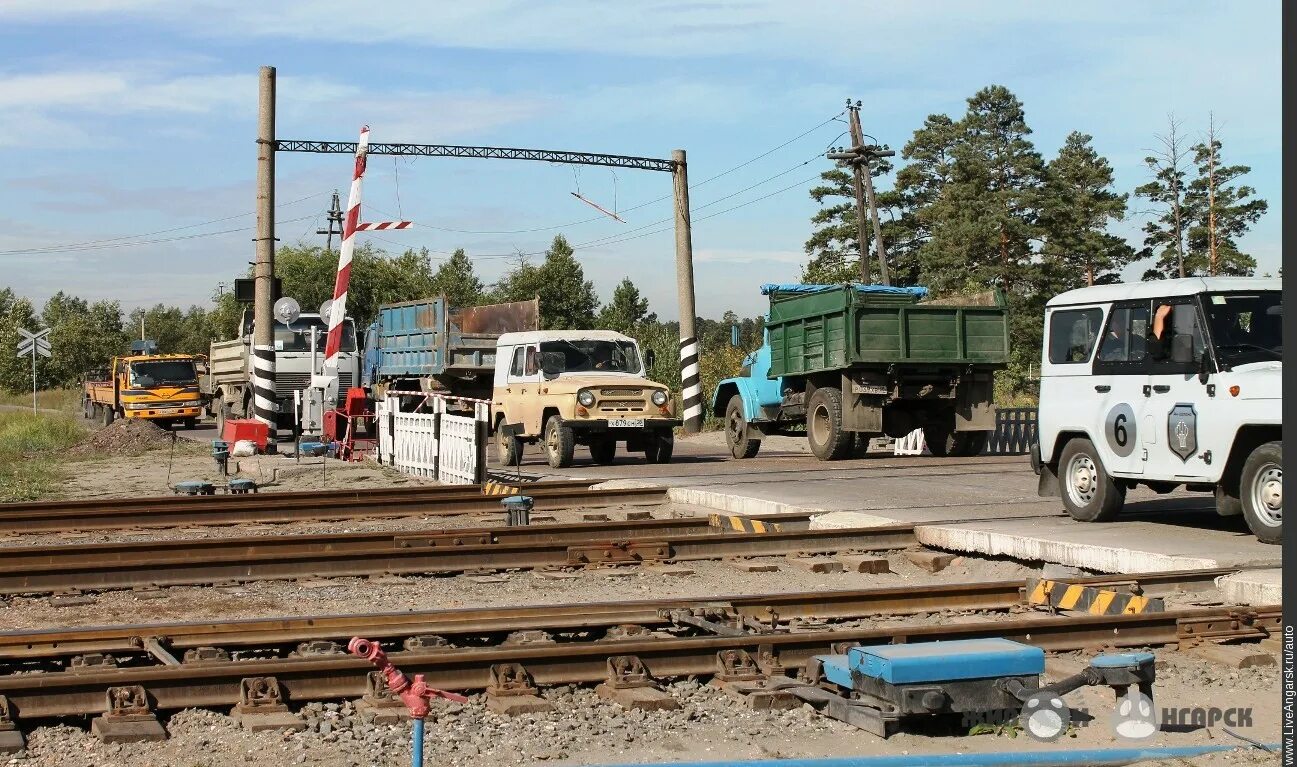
[355, 221, 413, 231]
[324, 126, 369, 370]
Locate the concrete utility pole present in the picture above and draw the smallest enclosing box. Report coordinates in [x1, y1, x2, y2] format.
[671, 149, 702, 435]
[830, 100, 896, 285]
[251, 65, 278, 433]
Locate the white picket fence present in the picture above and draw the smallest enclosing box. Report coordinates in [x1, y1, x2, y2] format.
[893, 428, 926, 456]
[375, 396, 489, 485]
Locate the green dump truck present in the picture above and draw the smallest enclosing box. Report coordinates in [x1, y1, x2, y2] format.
[711, 283, 1010, 460]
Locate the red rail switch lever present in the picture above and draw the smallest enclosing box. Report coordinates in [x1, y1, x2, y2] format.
[348, 637, 468, 719]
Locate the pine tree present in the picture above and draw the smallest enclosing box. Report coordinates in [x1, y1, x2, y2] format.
[1181, 118, 1267, 276]
[429, 248, 485, 308]
[597, 277, 655, 334]
[1039, 132, 1134, 287]
[494, 236, 599, 330]
[891, 113, 962, 287]
[1134, 115, 1192, 279]
[802, 153, 894, 284]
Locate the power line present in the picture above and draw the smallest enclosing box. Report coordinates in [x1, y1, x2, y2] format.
[0, 215, 317, 256]
[0, 192, 329, 256]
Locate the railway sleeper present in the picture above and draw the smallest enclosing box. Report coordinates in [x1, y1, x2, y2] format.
[595, 655, 679, 711]
[0, 696, 21, 754]
[485, 663, 552, 715]
[230, 676, 305, 732]
[90, 685, 166, 744]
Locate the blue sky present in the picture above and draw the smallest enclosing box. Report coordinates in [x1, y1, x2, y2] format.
[0, 0, 1282, 320]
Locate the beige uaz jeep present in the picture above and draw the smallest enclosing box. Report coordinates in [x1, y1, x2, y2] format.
[491, 330, 679, 468]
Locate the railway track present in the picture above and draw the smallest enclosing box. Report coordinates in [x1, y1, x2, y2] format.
[0, 572, 1276, 728]
[0, 516, 915, 594]
[0, 481, 660, 534]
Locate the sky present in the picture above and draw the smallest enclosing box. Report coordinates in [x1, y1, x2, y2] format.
[0, 0, 1283, 321]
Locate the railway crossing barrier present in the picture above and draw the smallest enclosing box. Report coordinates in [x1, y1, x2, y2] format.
[375, 396, 488, 485]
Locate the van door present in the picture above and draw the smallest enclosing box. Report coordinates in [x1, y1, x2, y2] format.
[1040, 304, 1105, 458]
[505, 344, 542, 435]
[1143, 298, 1213, 481]
[1090, 301, 1151, 477]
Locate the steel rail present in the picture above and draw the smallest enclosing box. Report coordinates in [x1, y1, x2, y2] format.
[0, 520, 914, 595]
[0, 569, 1236, 662]
[0, 604, 1277, 720]
[0, 482, 657, 533]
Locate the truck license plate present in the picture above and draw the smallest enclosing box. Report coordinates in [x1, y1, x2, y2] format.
[609, 418, 644, 428]
[156, 408, 180, 415]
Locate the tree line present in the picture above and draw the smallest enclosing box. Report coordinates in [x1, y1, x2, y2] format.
[804, 86, 1269, 393]
[0, 237, 764, 401]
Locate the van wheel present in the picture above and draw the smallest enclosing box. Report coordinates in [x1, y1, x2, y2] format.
[644, 431, 674, 464]
[1058, 437, 1124, 522]
[806, 387, 851, 461]
[496, 424, 523, 466]
[725, 395, 760, 459]
[1240, 441, 1281, 544]
[543, 415, 575, 469]
[589, 438, 616, 465]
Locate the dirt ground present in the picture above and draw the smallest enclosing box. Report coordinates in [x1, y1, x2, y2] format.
[0, 440, 1282, 766]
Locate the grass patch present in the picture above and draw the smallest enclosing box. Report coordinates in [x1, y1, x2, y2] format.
[0, 387, 82, 415]
[0, 410, 86, 501]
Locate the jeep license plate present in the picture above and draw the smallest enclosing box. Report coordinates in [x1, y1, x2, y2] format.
[608, 418, 644, 428]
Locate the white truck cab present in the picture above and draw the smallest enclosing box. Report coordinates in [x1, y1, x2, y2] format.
[1033, 277, 1282, 543]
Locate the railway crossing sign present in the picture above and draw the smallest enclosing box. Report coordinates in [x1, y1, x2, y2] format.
[16, 328, 51, 359]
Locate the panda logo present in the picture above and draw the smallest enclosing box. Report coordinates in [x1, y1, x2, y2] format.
[1112, 690, 1160, 740]
[1020, 691, 1070, 742]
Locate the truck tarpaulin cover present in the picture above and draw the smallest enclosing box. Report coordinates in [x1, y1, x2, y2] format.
[760, 283, 930, 298]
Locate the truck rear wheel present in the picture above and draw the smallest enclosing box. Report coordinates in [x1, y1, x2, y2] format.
[589, 438, 616, 465]
[1057, 437, 1124, 522]
[543, 415, 575, 469]
[215, 401, 232, 437]
[725, 395, 760, 459]
[807, 387, 851, 461]
[101, 405, 115, 427]
[950, 431, 990, 457]
[644, 431, 674, 464]
[1240, 441, 1281, 544]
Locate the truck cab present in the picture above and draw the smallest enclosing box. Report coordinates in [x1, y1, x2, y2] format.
[491, 330, 679, 468]
[83, 347, 204, 429]
[1034, 277, 1282, 543]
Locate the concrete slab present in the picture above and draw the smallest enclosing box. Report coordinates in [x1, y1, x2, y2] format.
[917, 516, 1282, 573]
[1216, 569, 1282, 605]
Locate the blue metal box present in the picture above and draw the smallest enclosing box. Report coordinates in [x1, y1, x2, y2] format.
[849, 639, 1044, 684]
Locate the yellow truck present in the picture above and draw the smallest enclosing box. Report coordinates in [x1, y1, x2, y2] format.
[82, 342, 205, 429]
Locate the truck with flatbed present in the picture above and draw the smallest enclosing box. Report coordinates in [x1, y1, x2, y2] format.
[82, 341, 204, 429]
[204, 310, 361, 435]
[1033, 277, 1282, 543]
[362, 297, 539, 403]
[713, 283, 1009, 461]
[491, 330, 679, 468]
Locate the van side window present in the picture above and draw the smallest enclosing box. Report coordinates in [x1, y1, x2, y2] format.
[509, 347, 525, 377]
[524, 346, 538, 376]
[1048, 308, 1102, 364]
[1148, 300, 1205, 372]
[1096, 304, 1150, 363]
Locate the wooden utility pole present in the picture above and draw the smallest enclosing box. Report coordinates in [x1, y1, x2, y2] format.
[317, 190, 344, 252]
[830, 100, 895, 285]
[251, 65, 278, 433]
[672, 149, 701, 434]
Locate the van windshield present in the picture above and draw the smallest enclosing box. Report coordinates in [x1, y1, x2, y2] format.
[540, 340, 641, 374]
[1202, 291, 1281, 367]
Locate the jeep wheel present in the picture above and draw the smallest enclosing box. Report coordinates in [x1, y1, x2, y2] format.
[589, 438, 616, 465]
[1058, 437, 1124, 522]
[543, 415, 575, 469]
[806, 387, 851, 461]
[725, 395, 760, 459]
[1240, 441, 1281, 544]
[644, 431, 674, 464]
[496, 424, 523, 466]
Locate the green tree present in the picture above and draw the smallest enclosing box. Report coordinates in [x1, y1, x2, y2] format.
[597, 277, 655, 334]
[1039, 131, 1134, 287]
[1181, 119, 1267, 277]
[890, 113, 963, 287]
[271, 242, 438, 329]
[429, 248, 484, 308]
[0, 289, 40, 393]
[494, 236, 599, 330]
[802, 155, 895, 284]
[43, 292, 127, 387]
[1134, 116, 1192, 279]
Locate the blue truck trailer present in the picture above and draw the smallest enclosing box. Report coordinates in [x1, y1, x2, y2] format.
[362, 297, 539, 401]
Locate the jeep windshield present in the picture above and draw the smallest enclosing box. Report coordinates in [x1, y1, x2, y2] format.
[1203, 291, 1281, 367]
[540, 339, 642, 375]
[129, 360, 197, 387]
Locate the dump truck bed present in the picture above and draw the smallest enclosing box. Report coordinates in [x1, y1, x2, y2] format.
[764, 284, 1009, 378]
[367, 297, 539, 383]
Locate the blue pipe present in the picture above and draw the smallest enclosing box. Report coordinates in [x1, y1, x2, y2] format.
[593, 743, 1277, 767]
[411, 717, 424, 767]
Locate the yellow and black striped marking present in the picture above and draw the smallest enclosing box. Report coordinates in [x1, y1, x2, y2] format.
[481, 480, 524, 496]
[1028, 579, 1164, 615]
[708, 514, 782, 534]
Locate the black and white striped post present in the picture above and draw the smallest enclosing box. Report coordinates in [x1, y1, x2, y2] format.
[252, 66, 279, 439]
[671, 149, 702, 434]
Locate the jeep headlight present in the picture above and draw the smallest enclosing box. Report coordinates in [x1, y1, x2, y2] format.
[577, 389, 596, 407]
[651, 390, 668, 406]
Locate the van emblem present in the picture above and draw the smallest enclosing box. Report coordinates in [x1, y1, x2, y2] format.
[1166, 403, 1197, 462]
